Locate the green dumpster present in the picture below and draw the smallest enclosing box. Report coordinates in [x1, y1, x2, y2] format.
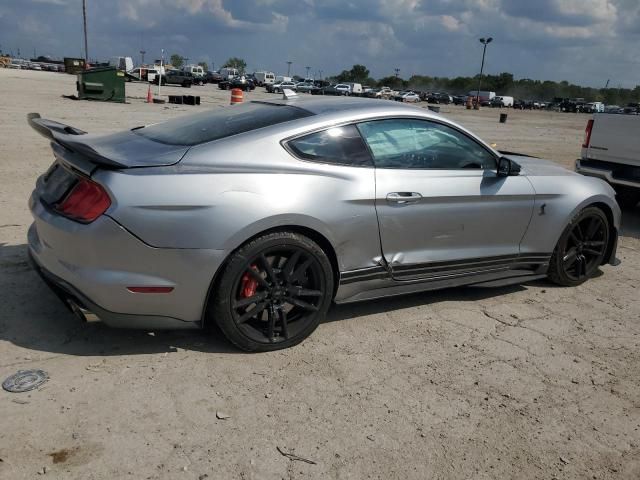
[76, 66, 125, 102]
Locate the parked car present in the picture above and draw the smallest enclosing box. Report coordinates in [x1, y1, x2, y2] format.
[576, 113, 640, 208]
[153, 70, 193, 88]
[452, 95, 467, 105]
[427, 92, 452, 104]
[364, 88, 381, 98]
[204, 71, 223, 84]
[267, 81, 297, 93]
[218, 76, 256, 91]
[320, 84, 351, 96]
[400, 91, 420, 103]
[27, 99, 620, 351]
[295, 82, 317, 94]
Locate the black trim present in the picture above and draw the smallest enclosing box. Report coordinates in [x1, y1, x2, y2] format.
[340, 266, 389, 285]
[339, 253, 551, 285]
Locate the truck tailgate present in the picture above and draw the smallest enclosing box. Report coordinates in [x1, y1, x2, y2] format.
[584, 113, 640, 167]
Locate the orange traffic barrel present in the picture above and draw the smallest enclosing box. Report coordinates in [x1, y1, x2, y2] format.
[230, 88, 243, 105]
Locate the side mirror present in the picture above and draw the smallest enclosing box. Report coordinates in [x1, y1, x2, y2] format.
[498, 157, 521, 176]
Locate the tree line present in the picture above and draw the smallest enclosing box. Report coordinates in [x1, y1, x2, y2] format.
[165, 57, 639, 105]
[332, 65, 639, 105]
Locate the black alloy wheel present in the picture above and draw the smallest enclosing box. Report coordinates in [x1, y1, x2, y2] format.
[548, 207, 610, 286]
[211, 232, 333, 352]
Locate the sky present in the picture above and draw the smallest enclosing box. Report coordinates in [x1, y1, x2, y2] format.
[1, 0, 639, 88]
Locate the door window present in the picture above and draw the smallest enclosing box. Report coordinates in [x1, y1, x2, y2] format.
[287, 125, 373, 167]
[357, 119, 496, 170]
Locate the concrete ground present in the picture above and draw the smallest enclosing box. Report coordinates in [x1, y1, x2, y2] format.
[0, 69, 639, 479]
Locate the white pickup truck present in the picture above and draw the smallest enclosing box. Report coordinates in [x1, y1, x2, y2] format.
[576, 113, 640, 208]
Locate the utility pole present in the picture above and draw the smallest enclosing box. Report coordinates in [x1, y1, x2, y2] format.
[394, 68, 400, 78]
[82, 0, 89, 65]
[140, 50, 146, 66]
[286, 61, 292, 77]
[476, 37, 493, 107]
[305, 66, 310, 79]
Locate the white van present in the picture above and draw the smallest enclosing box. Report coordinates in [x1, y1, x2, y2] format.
[275, 75, 292, 83]
[493, 96, 514, 107]
[182, 64, 205, 83]
[219, 67, 239, 80]
[254, 71, 275, 86]
[109, 56, 134, 72]
[346, 83, 363, 96]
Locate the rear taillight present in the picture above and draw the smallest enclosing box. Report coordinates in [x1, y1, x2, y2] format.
[582, 119, 594, 148]
[55, 178, 111, 223]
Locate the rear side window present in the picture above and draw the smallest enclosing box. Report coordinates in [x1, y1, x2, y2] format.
[135, 102, 313, 146]
[287, 125, 373, 167]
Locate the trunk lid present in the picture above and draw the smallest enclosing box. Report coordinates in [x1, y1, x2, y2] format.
[28, 113, 190, 171]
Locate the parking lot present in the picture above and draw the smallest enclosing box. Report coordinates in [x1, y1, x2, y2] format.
[1, 69, 639, 479]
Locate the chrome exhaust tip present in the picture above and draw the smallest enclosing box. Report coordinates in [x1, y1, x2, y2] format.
[67, 299, 101, 323]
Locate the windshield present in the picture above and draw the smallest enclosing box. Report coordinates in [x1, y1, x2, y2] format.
[135, 102, 313, 146]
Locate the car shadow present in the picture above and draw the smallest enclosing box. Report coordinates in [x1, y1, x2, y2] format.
[0, 242, 537, 358]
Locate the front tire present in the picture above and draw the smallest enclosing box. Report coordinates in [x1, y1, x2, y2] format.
[547, 207, 610, 286]
[209, 232, 334, 352]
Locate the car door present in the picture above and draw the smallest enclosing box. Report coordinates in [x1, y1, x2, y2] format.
[357, 118, 535, 281]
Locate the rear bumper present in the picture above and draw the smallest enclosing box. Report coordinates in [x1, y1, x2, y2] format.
[29, 252, 200, 330]
[576, 159, 640, 189]
[28, 193, 227, 329]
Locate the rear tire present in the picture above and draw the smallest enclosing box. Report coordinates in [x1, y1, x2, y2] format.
[547, 207, 609, 286]
[209, 232, 334, 352]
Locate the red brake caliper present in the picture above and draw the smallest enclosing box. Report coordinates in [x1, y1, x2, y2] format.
[240, 265, 259, 298]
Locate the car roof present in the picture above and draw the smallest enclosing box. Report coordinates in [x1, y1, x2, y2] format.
[256, 96, 432, 117]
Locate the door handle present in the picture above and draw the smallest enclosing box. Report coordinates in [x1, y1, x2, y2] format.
[386, 192, 423, 204]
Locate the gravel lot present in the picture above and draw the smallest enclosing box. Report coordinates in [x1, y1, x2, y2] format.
[1, 69, 639, 479]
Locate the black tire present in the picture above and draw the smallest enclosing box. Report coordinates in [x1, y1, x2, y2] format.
[614, 186, 640, 209]
[209, 232, 334, 352]
[547, 206, 610, 286]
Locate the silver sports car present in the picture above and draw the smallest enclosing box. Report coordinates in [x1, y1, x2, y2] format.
[27, 97, 620, 351]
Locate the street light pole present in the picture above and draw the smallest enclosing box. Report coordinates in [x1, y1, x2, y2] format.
[305, 66, 310, 79]
[286, 61, 292, 77]
[476, 37, 493, 107]
[82, 0, 89, 66]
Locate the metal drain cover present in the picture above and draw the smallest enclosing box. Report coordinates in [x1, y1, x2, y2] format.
[2, 369, 49, 393]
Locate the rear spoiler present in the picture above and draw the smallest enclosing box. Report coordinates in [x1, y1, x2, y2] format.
[27, 113, 127, 169]
[27, 113, 87, 139]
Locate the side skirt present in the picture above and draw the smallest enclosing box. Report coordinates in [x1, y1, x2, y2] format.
[335, 255, 550, 304]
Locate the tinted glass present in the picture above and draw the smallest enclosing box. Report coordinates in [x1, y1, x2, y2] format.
[357, 119, 496, 169]
[288, 125, 373, 167]
[135, 102, 313, 146]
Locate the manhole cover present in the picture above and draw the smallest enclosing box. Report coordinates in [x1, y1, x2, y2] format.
[2, 370, 49, 393]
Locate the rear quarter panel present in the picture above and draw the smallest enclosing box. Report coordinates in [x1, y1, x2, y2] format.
[96, 131, 381, 273]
